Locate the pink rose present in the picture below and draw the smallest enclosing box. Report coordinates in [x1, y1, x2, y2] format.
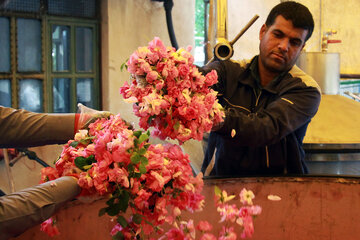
[200, 233, 217, 240]
[40, 218, 60, 237]
[108, 167, 129, 188]
[40, 167, 59, 183]
[165, 228, 185, 240]
[219, 226, 237, 240]
[204, 70, 218, 86]
[196, 220, 213, 232]
[178, 63, 190, 78]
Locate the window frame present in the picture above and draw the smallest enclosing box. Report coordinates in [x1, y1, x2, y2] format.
[0, 9, 100, 113]
[46, 16, 100, 113]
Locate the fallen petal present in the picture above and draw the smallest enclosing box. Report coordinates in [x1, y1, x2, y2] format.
[267, 194, 281, 201]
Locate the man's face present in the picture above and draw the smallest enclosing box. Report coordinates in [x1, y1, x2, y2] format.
[259, 15, 308, 74]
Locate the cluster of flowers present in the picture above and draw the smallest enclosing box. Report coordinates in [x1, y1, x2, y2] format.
[40, 114, 205, 239]
[39, 39, 262, 239]
[163, 187, 262, 240]
[119, 37, 224, 144]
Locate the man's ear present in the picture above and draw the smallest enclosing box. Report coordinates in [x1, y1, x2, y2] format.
[259, 24, 267, 40]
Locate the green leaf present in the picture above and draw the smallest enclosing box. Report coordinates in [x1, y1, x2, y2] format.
[139, 164, 147, 174]
[140, 156, 148, 166]
[106, 197, 115, 206]
[133, 130, 142, 138]
[117, 215, 128, 228]
[98, 207, 107, 217]
[70, 141, 79, 147]
[138, 134, 149, 144]
[112, 231, 124, 240]
[118, 191, 130, 212]
[82, 165, 93, 170]
[131, 152, 141, 164]
[120, 59, 128, 72]
[173, 121, 180, 131]
[74, 155, 96, 171]
[132, 214, 142, 224]
[74, 157, 88, 170]
[133, 172, 141, 178]
[138, 147, 147, 155]
[214, 185, 222, 196]
[87, 155, 95, 162]
[147, 115, 155, 125]
[134, 139, 139, 148]
[127, 164, 135, 173]
[107, 204, 121, 216]
[79, 136, 95, 145]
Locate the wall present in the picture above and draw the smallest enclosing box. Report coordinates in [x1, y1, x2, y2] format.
[0, 145, 63, 194]
[101, 0, 195, 117]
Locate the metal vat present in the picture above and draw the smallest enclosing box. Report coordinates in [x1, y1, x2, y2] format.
[297, 52, 340, 95]
[14, 176, 360, 240]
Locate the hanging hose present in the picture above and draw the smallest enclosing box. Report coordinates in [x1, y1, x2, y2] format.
[152, 0, 179, 49]
[164, 0, 178, 49]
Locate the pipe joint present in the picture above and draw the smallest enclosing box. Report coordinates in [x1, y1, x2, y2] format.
[214, 38, 233, 61]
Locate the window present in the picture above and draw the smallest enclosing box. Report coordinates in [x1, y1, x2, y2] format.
[194, 0, 209, 66]
[49, 20, 99, 112]
[0, 0, 99, 113]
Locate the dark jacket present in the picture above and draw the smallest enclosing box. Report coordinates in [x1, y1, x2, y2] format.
[200, 57, 321, 176]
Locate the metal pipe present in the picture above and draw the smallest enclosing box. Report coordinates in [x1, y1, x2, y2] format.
[207, 14, 259, 63]
[229, 14, 259, 46]
[3, 148, 15, 193]
[344, 91, 360, 101]
[164, 0, 178, 49]
[9, 152, 25, 167]
[151, 0, 178, 49]
[204, 0, 210, 63]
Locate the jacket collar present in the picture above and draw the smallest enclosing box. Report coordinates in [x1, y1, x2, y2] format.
[240, 55, 290, 95]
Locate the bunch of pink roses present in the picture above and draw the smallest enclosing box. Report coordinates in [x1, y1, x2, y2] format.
[119, 37, 224, 144]
[39, 39, 262, 239]
[40, 114, 205, 239]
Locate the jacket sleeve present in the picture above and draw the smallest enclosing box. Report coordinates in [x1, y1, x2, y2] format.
[0, 106, 75, 148]
[0, 176, 81, 239]
[217, 85, 321, 147]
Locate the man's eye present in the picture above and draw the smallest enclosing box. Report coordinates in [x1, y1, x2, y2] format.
[290, 40, 302, 47]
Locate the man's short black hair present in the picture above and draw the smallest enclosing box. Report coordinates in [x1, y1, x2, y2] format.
[265, 1, 314, 41]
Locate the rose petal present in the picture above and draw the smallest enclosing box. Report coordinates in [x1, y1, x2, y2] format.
[123, 96, 138, 103]
[267, 194, 281, 201]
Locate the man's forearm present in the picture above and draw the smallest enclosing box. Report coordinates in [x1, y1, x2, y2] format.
[0, 107, 75, 148]
[0, 176, 80, 240]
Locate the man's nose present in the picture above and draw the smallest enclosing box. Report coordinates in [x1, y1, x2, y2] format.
[278, 39, 289, 52]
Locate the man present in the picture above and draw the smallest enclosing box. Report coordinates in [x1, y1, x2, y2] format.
[0, 105, 111, 239]
[201, 1, 321, 176]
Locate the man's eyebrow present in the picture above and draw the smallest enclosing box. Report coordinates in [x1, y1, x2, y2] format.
[272, 29, 304, 43]
[271, 29, 284, 35]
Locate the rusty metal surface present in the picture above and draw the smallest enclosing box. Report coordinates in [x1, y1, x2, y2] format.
[14, 176, 360, 240]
